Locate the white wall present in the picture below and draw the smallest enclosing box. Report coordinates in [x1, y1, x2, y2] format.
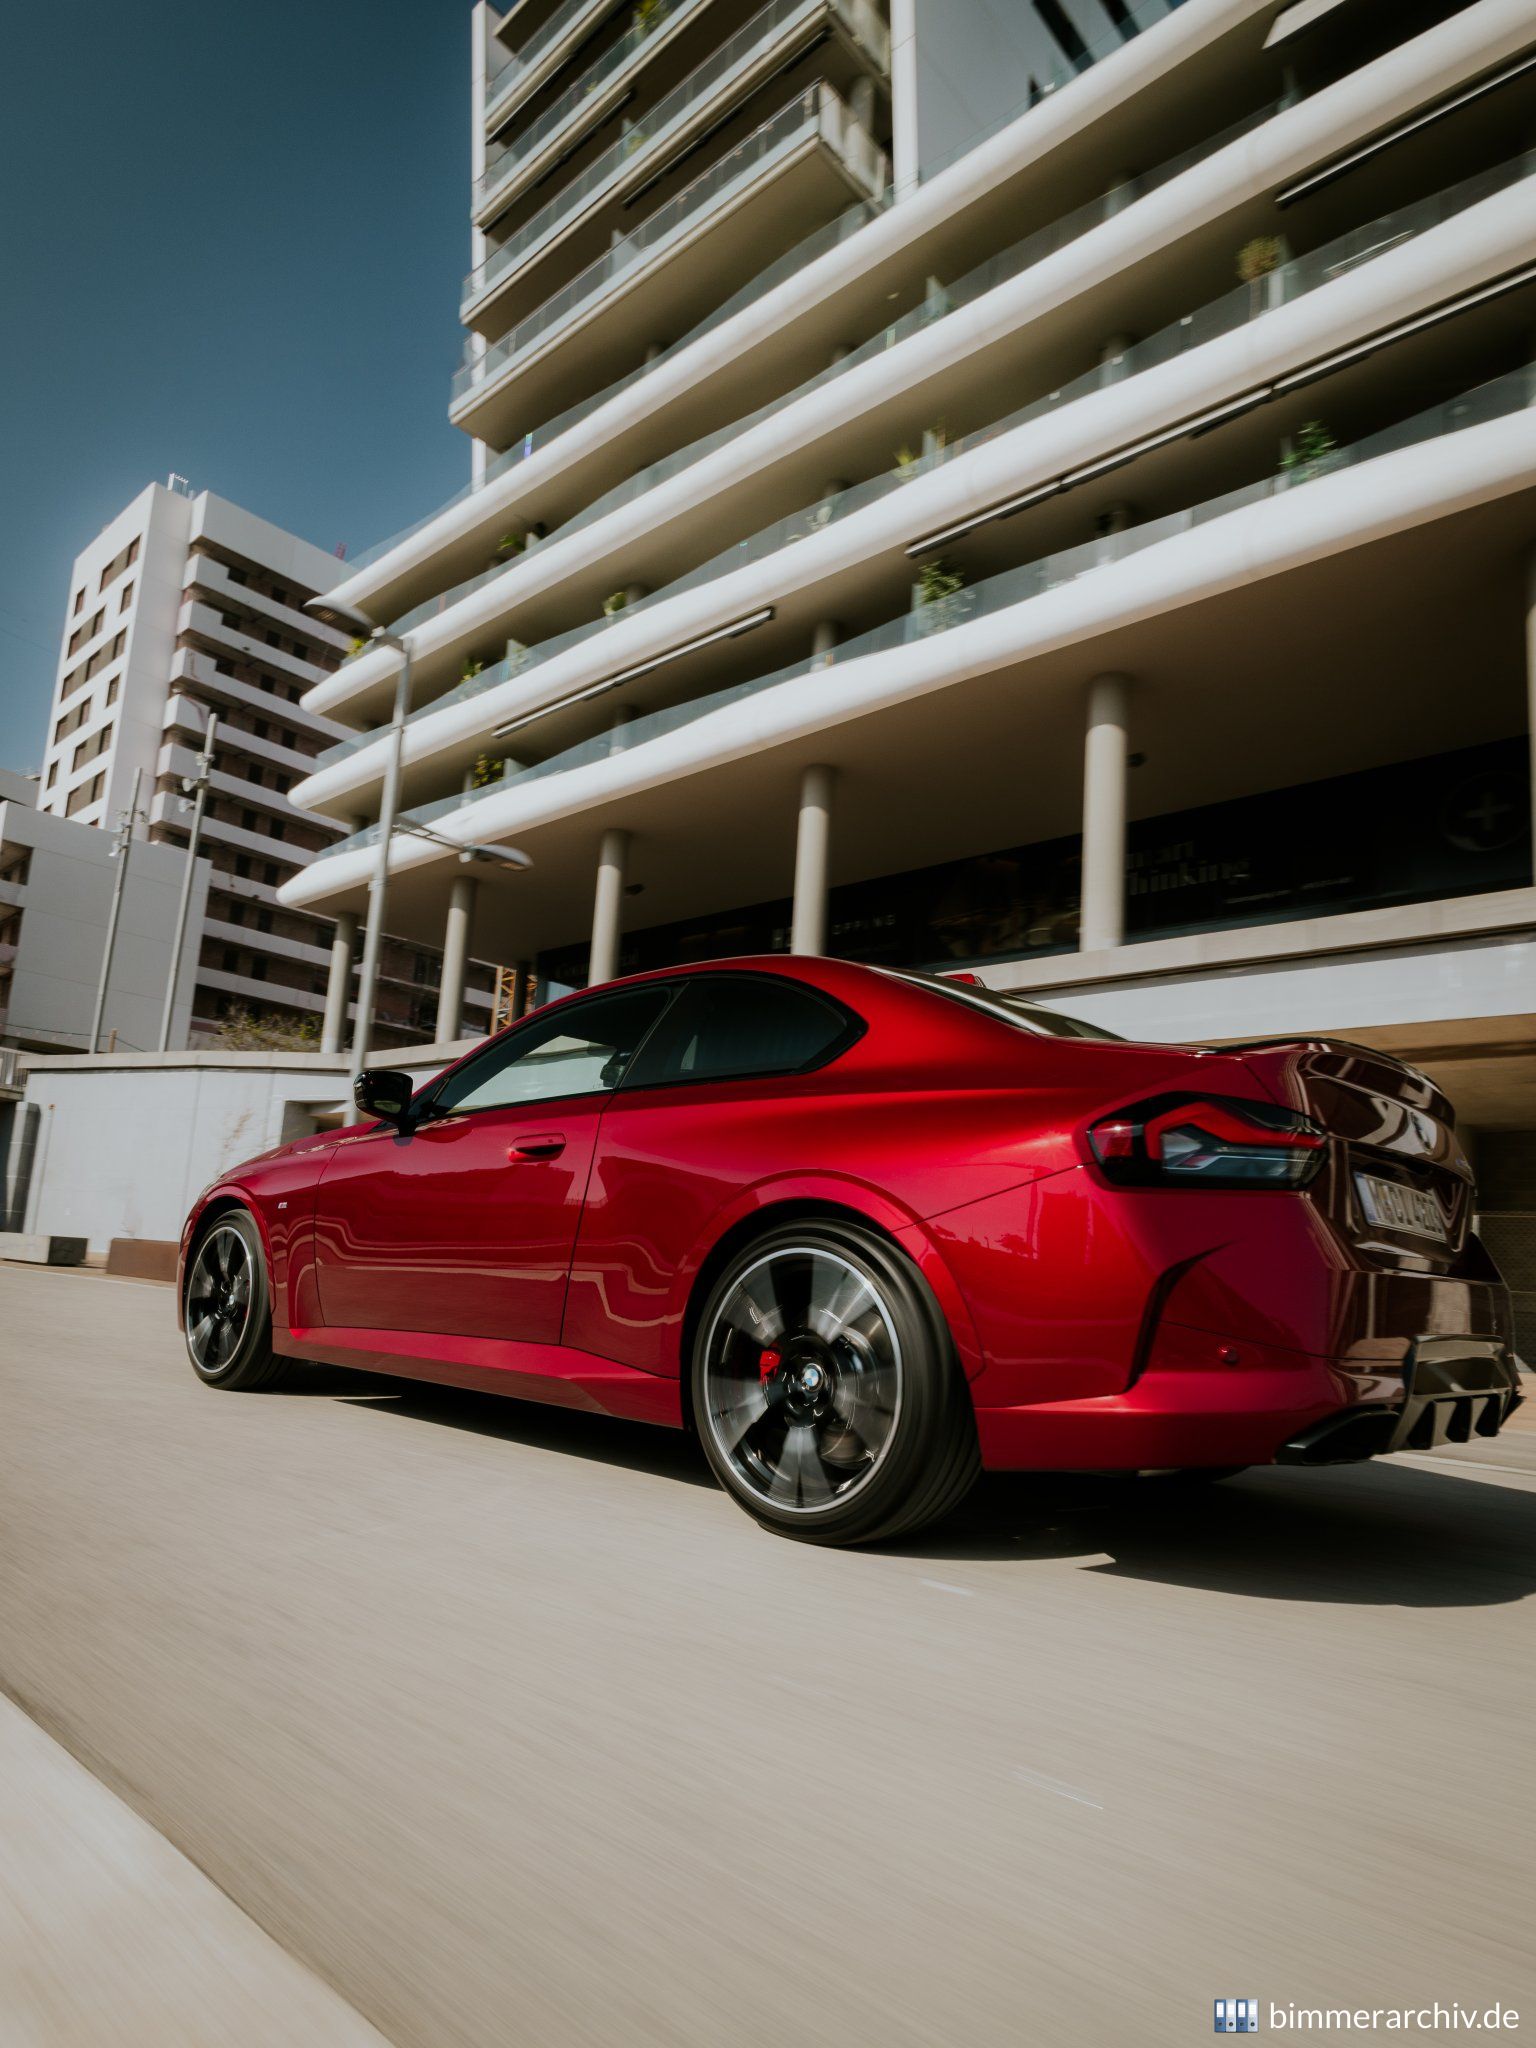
[0, 799, 209, 1055]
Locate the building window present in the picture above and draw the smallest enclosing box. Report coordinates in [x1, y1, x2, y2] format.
[222, 946, 241, 973]
[105, 677, 119, 708]
[118, 582, 134, 613]
[71, 587, 86, 616]
[263, 863, 279, 886]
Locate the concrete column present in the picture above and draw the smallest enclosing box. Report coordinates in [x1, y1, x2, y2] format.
[319, 910, 358, 1055]
[608, 705, 635, 755]
[437, 874, 478, 1045]
[589, 828, 628, 985]
[790, 766, 836, 955]
[890, 0, 918, 199]
[1526, 550, 1536, 882]
[1080, 674, 1131, 953]
[811, 621, 839, 666]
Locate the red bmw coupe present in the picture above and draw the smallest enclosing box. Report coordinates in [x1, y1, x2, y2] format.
[180, 956, 1519, 1544]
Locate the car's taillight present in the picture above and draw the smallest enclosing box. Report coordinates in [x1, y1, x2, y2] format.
[1087, 1093, 1326, 1189]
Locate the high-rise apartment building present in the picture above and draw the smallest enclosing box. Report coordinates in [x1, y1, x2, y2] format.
[282, 0, 1536, 1339]
[37, 481, 496, 1048]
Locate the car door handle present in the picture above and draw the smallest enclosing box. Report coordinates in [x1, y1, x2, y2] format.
[508, 1133, 566, 1160]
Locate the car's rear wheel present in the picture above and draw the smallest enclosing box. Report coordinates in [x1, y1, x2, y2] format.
[691, 1220, 979, 1545]
[184, 1210, 295, 1391]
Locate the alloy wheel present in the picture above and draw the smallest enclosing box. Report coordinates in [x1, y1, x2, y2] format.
[186, 1224, 255, 1376]
[700, 1245, 903, 1514]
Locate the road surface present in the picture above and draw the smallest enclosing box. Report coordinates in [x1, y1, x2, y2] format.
[2, 1261, 1533, 2047]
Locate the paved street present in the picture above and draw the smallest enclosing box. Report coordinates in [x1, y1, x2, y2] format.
[2, 1260, 1533, 2048]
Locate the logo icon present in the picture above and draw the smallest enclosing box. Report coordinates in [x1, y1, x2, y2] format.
[1214, 1999, 1259, 2033]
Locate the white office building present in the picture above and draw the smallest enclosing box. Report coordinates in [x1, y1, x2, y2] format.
[280, 0, 1536, 1343]
[36, 482, 498, 1049]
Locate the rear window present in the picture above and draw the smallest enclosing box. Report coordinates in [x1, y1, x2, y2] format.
[622, 973, 860, 1088]
[886, 969, 1121, 1041]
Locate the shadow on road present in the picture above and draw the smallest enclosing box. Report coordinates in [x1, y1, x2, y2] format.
[898, 1462, 1536, 1605]
[289, 1369, 714, 1488]
[279, 1366, 1534, 1604]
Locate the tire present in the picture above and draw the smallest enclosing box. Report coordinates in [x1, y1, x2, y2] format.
[691, 1219, 979, 1545]
[184, 1209, 295, 1391]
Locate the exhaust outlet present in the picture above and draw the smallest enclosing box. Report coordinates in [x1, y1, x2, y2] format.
[1276, 1408, 1400, 1466]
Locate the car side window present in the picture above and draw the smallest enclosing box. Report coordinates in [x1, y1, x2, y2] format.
[430, 986, 674, 1115]
[621, 974, 859, 1090]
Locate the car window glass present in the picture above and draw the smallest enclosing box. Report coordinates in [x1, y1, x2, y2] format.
[623, 975, 855, 1089]
[433, 986, 673, 1114]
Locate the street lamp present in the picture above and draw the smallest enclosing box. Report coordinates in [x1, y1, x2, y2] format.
[157, 706, 219, 1052]
[303, 595, 414, 1094]
[89, 768, 146, 1054]
[303, 595, 532, 1093]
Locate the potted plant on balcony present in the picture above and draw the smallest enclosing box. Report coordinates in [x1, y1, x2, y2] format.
[1279, 420, 1342, 485]
[602, 589, 630, 618]
[470, 752, 506, 790]
[911, 557, 970, 635]
[1237, 235, 1287, 316]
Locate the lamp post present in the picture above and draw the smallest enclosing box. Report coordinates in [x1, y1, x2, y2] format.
[303, 597, 414, 1095]
[90, 768, 145, 1054]
[303, 596, 532, 1103]
[157, 707, 219, 1052]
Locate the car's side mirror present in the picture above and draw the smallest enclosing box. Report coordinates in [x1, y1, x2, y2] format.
[353, 1068, 416, 1129]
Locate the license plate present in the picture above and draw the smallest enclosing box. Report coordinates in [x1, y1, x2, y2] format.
[1354, 1172, 1448, 1242]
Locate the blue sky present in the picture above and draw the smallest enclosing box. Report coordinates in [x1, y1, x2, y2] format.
[0, 0, 472, 772]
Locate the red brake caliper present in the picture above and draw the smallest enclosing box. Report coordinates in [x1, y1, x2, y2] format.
[758, 1347, 782, 1384]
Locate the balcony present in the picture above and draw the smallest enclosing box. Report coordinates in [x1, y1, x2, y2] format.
[484, 0, 620, 130]
[202, 917, 334, 971]
[163, 695, 324, 780]
[451, 83, 888, 443]
[341, 0, 1531, 630]
[195, 965, 328, 1016]
[465, 0, 891, 325]
[149, 794, 329, 871]
[158, 743, 345, 836]
[476, 0, 722, 226]
[183, 557, 351, 655]
[310, 144, 1536, 754]
[178, 602, 334, 692]
[291, 358, 1536, 933]
[169, 651, 352, 743]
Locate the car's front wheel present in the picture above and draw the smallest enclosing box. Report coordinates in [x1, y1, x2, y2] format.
[691, 1220, 979, 1545]
[184, 1209, 295, 1390]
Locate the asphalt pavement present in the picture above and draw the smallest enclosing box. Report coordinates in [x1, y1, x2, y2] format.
[2, 1261, 1533, 2048]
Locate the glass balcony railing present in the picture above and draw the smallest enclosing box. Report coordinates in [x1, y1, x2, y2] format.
[350, 0, 1183, 575]
[484, 0, 614, 123]
[316, 358, 1536, 862]
[320, 143, 1534, 762]
[479, 0, 715, 213]
[455, 85, 885, 405]
[465, 0, 891, 314]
